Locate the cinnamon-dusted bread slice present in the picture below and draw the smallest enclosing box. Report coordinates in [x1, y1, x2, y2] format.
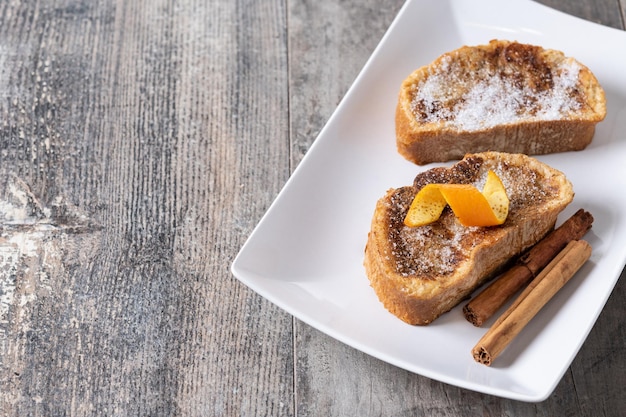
[364, 152, 573, 325]
[396, 40, 606, 165]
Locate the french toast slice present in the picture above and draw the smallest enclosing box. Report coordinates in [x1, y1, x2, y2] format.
[364, 152, 574, 325]
[396, 40, 606, 165]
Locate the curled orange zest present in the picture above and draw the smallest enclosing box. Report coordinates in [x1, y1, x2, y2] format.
[404, 170, 509, 227]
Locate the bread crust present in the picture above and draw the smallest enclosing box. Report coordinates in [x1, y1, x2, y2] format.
[364, 152, 574, 325]
[396, 40, 606, 165]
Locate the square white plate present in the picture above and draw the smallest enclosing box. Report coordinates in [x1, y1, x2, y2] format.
[231, 0, 626, 402]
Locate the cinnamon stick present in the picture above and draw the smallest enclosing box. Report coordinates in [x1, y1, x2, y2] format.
[463, 209, 593, 326]
[472, 239, 592, 366]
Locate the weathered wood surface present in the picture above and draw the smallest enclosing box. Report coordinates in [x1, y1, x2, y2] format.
[0, 0, 624, 416]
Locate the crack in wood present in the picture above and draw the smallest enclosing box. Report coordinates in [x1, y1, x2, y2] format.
[0, 173, 101, 387]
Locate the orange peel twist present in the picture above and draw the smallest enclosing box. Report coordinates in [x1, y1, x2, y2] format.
[404, 170, 509, 227]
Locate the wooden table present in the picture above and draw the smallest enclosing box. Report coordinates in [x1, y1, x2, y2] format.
[1, 0, 624, 415]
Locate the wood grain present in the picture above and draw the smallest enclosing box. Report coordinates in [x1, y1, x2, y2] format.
[0, 0, 624, 416]
[1, 0, 294, 415]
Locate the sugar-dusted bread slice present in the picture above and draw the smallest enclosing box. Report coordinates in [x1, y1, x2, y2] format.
[364, 152, 574, 325]
[396, 40, 606, 165]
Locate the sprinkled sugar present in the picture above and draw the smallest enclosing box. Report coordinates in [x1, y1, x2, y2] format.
[411, 58, 583, 131]
[392, 213, 476, 277]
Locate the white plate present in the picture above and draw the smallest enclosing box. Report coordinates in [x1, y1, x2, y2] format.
[231, 0, 626, 402]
